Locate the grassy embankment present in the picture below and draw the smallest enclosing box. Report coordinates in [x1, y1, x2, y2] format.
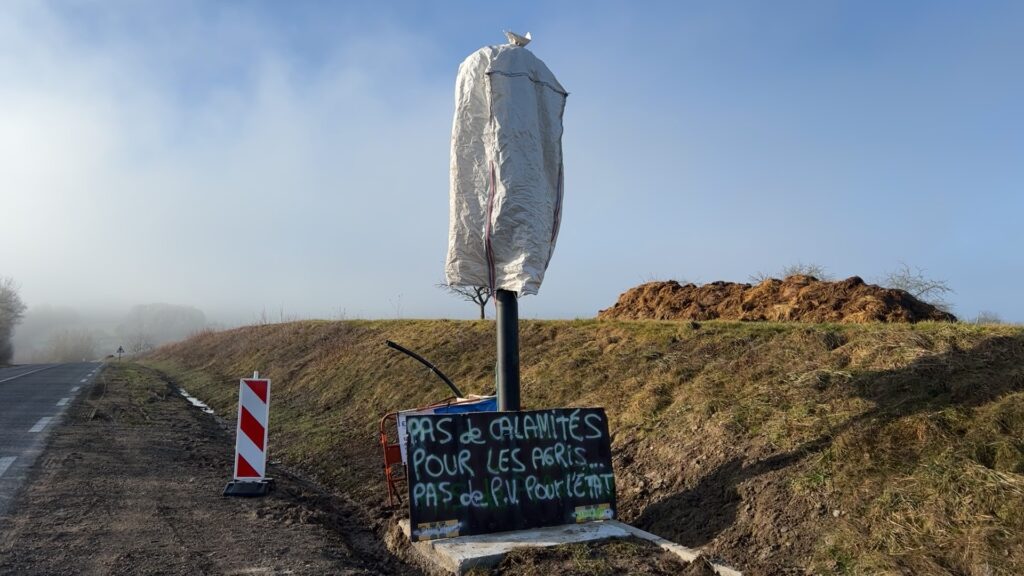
[144, 319, 1024, 575]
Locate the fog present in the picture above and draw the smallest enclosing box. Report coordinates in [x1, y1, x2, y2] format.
[2, 1, 1022, 356]
[0, 2, 461, 323]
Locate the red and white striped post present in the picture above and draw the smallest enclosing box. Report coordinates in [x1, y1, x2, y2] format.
[224, 371, 273, 497]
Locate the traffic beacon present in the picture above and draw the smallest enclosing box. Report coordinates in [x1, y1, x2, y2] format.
[224, 371, 274, 497]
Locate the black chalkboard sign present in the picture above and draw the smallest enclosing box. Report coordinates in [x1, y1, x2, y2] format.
[405, 408, 616, 541]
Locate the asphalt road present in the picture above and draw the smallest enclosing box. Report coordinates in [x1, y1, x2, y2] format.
[0, 362, 102, 518]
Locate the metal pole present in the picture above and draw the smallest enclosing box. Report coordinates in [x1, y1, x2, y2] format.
[495, 289, 520, 411]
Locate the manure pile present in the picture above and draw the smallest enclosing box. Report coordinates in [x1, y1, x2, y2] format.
[599, 275, 956, 323]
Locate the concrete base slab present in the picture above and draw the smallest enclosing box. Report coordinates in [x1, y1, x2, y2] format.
[398, 519, 741, 575]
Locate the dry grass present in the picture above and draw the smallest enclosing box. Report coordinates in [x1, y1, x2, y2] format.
[143, 319, 1024, 575]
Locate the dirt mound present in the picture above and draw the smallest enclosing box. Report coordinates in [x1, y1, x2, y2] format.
[598, 275, 957, 323]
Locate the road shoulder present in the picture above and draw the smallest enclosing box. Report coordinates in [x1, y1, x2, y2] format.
[0, 363, 416, 575]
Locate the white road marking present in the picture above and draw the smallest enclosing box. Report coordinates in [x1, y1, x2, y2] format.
[57, 398, 70, 406]
[80, 378, 87, 383]
[0, 365, 56, 384]
[0, 457, 15, 478]
[71, 386, 80, 392]
[28, 417, 52, 433]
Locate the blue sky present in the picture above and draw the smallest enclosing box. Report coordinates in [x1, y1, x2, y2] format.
[1, 1, 1021, 322]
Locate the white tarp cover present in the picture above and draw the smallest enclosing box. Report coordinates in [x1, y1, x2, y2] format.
[445, 42, 567, 296]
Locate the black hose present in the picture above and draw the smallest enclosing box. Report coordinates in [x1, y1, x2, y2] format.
[385, 340, 464, 398]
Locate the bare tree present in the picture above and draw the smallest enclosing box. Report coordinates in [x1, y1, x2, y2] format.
[779, 262, 832, 280]
[127, 332, 156, 354]
[748, 270, 771, 283]
[882, 262, 953, 311]
[438, 283, 492, 319]
[0, 277, 27, 365]
[749, 262, 832, 283]
[973, 311, 1002, 325]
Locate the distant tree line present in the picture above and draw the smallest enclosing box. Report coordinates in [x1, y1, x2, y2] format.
[116, 303, 206, 354]
[12, 302, 207, 362]
[47, 328, 97, 362]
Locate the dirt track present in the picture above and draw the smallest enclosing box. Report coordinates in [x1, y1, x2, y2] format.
[0, 363, 420, 576]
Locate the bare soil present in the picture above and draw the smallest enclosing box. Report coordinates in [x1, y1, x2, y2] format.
[598, 275, 956, 323]
[614, 436, 822, 576]
[0, 363, 421, 576]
